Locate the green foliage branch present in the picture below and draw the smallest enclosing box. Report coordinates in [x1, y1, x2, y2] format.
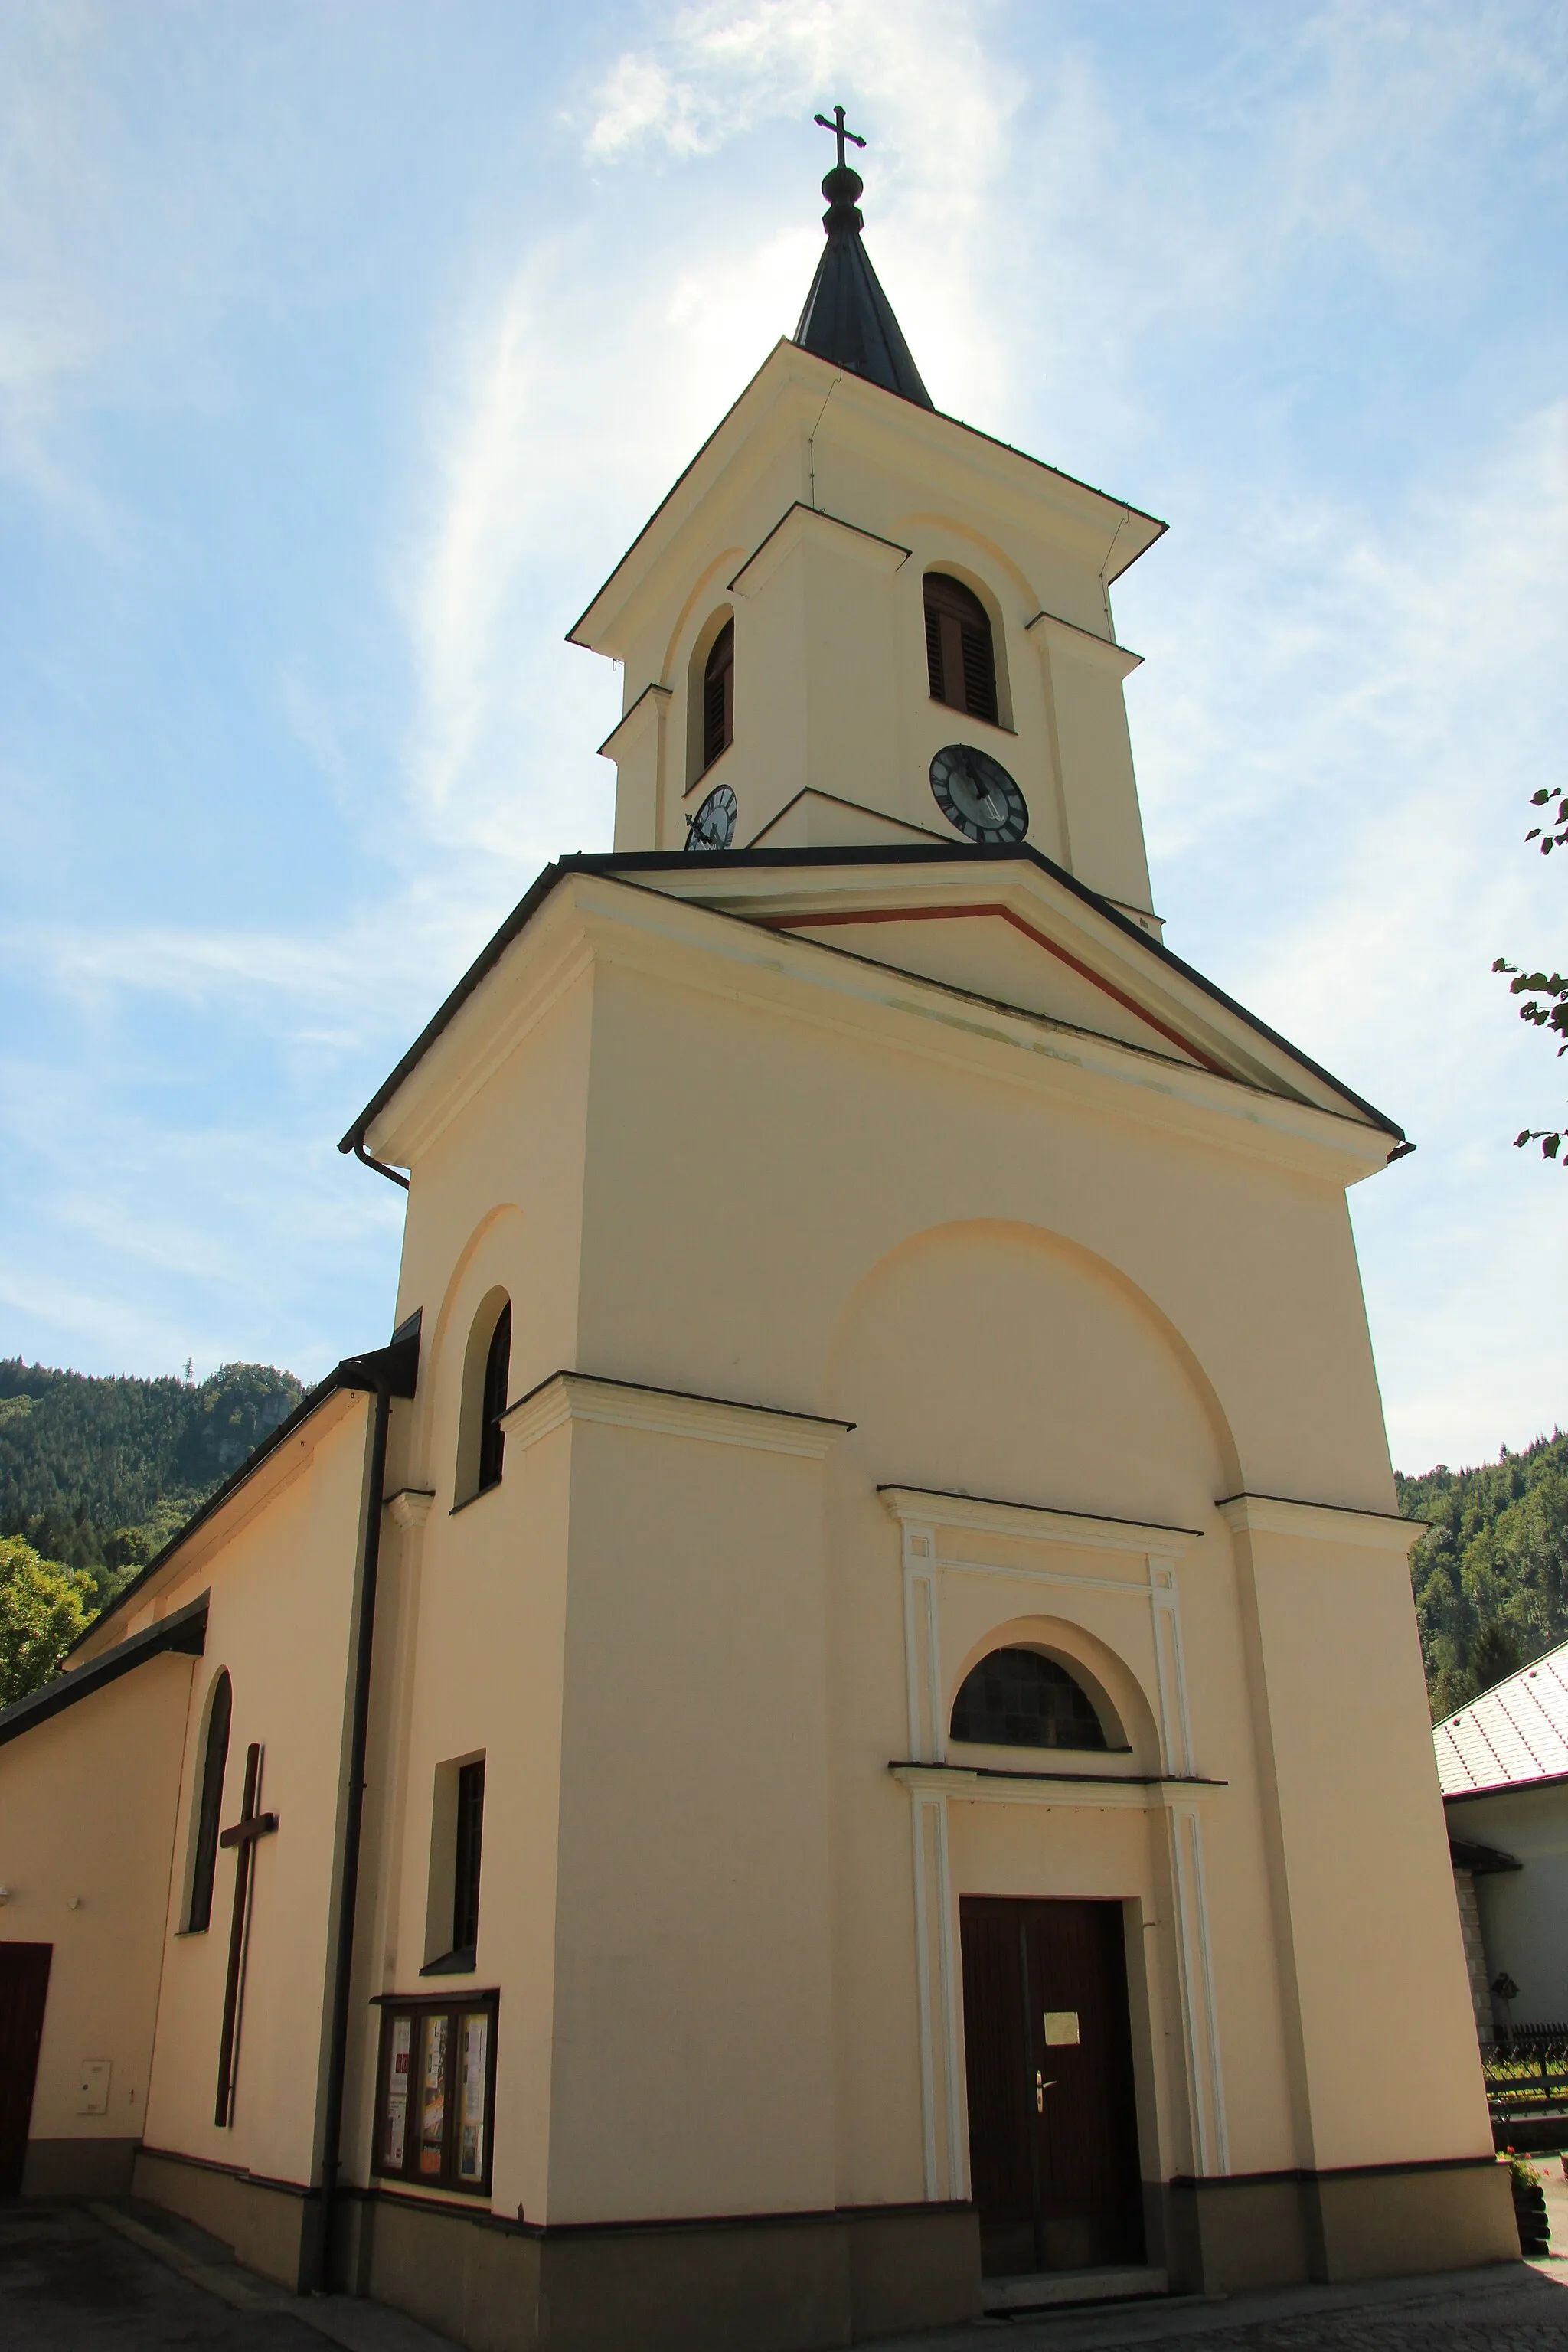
[1495, 784, 1568, 1163]
[0, 1534, 93, 1707]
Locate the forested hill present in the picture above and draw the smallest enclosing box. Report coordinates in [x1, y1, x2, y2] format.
[0, 1351, 1562, 1715]
[0, 1358, 305, 1598]
[1400, 1430, 1568, 1719]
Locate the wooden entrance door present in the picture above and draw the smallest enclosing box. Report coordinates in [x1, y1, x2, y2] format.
[0, 1943, 52, 2196]
[959, 1897, 1142, 2276]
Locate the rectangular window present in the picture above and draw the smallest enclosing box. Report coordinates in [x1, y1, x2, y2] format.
[374, 1994, 497, 2196]
[452, 1759, 485, 1955]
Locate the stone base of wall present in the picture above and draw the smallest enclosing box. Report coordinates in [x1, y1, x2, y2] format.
[126, 2151, 1517, 2349]
[21, 2137, 139, 2197]
[132, 2147, 320, 2294]
[336, 2191, 980, 2352]
[1163, 2157, 1518, 2292]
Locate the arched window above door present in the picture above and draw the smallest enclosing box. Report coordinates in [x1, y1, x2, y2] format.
[950, 1648, 1107, 1751]
[924, 572, 998, 726]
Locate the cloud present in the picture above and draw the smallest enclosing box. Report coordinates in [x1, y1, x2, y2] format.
[394, 0, 1022, 869]
[583, 0, 1009, 170]
[5, 1, 1564, 1452]
[1121, 392, 1568, 1467]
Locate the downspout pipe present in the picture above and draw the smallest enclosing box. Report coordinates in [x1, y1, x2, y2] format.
[315, 1322, 419, 2292]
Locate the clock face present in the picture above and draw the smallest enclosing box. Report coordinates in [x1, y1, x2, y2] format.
[685, 782, 737, 854]
[929, 744, 1029, 845]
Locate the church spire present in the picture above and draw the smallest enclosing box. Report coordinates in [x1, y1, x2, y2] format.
[793, 106, 933, 410]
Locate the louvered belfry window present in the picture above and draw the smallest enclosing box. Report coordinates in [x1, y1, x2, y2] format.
[702, 619, 734, 771]
[924, 573, 998, 726]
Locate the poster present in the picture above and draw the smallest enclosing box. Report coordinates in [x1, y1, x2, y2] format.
[458, 2012, 488, 2183]
[420, 2014, 448, 2174]
[382, 2016, 411, 2169]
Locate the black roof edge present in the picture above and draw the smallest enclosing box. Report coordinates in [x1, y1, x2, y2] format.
[340, 844, 1405, 1158]
[1448, 1832, 1523, 1874]
[0, 1592, 209, 1750]
[564, 341, 1167, 649]
[64, 1318, 423, 1661]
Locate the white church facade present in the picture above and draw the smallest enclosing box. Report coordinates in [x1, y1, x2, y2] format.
[0, 129, 1514, 2348]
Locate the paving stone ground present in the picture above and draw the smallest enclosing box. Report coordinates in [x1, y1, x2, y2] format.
[8, 2181, 1568, 2352]
[0, 2200, 322, 2352]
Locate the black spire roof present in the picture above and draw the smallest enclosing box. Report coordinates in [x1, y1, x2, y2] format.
[793, 113, 933, 410]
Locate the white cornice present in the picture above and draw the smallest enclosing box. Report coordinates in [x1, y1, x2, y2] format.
[571, 881, 1392, 1184]
[890, 1762, 1223, 1810]
[880, 1485, 1200, 1559]
[500, 1371, 853, 1460]
[570, 341, 1163, 656]
[597, 681, 671, 761]
[385, 1488, 436, 1532]
[1216, 1493, 1425, 1553]
[368, 869, 1395, 1184]
[364, 894, 594, 1168]
[639, 855, 1367, 1124]
[1025, 609, 1144, 680]
[728, 502, 910, 598]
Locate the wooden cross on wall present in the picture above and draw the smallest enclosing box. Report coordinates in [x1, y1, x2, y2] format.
[214, 1742, 278, 2128]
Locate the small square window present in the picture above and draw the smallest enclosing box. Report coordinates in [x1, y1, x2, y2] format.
[373, 1994, 496, 2197]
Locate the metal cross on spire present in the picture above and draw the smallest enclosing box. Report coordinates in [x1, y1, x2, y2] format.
[813, 104, 867, 174]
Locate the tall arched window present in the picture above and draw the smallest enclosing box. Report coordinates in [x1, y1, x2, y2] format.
[950, 1648, 1106, 1751]
[456, 1290, 512, 1507]
[187, 1669, 232, 1932]
[477, 1302, 511, 1494]
[701, 619, 734, 772]
[924, 573, 998, 726]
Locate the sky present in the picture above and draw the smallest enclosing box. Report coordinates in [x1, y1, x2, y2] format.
[1, 0, 1563, 1474]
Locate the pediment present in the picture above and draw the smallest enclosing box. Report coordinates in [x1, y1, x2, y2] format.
[770, 900, 1204, 1066]
[345, 845, 1403, 1181]
[649, 846, 1397, 1129]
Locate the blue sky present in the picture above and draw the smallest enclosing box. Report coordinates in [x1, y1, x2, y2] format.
[2, 0, 1563, 1472]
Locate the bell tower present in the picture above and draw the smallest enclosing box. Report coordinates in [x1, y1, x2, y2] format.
[570, 120, 1167, 933]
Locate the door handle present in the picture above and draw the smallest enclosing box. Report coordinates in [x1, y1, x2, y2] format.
[1035, 2072, 1055, 2113]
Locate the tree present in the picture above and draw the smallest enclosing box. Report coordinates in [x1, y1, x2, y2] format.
[1495, 783, 1568, 1163]
[0, 1535, 93, 1707]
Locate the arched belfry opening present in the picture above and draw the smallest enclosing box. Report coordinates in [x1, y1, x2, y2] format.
[924, 572, 999, 727]
[701, 619, 733, 773]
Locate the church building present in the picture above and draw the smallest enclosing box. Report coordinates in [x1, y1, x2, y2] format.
[0, 121, 1514, 2349]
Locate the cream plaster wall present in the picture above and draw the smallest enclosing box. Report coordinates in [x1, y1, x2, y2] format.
[351, 874, 1483, 2240]
[335, 968, 597, 2226]
[544, 1416, 837, 2223]
[140, 1397, 371, 2191]
[570, 946, 1387, 1509]
[0, 1656, 191, 2151]
[1231, 1515, 1492, 2168]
